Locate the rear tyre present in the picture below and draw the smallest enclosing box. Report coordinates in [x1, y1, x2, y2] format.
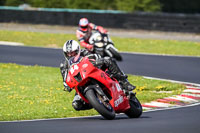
[109, 47, 122, 61]
[85, 89, 115, 120]
[125, 96, 142, 118]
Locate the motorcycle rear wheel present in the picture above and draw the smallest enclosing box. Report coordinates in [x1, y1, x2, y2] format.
[85, 89, 115, 120]
[109, 47, 122, 61]
[125, 96, 142, 118]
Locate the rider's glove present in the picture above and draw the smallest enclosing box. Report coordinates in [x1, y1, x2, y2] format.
[98, 26, 107, 34]
[86, 44, 94, 51]
[63, 82, 72, 92]
[93, 58, 104, 67]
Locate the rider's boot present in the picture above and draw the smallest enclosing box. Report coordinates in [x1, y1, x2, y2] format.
[104, 57, 136, 91]
[114, 72, 135, 91]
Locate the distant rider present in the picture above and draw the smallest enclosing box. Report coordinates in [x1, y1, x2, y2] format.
[60, 40, 135, 111]
[76, 18, 108, 51]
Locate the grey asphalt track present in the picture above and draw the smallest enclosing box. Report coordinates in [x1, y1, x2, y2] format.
[0, 45, 200, 133]
[0, 45, 200, 84]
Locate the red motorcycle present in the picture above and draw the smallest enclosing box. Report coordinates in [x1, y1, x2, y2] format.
[66, 56, 142, 120]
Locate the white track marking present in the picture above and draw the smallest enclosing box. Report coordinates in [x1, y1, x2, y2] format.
[183, 89, 200, 93]
[143, 101, 174, 107]
[0, 41, 24, 46]
[143, 102, 200, 113]
[142, 107, 152, 110]
[186, 86, 200, 89]
[143, 76, 200, 87]
[167, 96, 198, 103]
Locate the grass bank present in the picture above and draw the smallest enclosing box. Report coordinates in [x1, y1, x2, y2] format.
[0, 30, 200, 56]
[0, 63, 185, 121]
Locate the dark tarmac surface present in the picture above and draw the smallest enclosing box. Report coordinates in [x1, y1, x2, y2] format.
[1, 103, 200, 133]
[0, 45, 200, 84]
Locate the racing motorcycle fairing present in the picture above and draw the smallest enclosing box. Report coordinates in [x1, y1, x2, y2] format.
[66, 57, 130, 113]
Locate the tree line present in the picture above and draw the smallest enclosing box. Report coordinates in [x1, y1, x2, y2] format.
[0, 0, 200, 13]
[0, 0, 161, 12]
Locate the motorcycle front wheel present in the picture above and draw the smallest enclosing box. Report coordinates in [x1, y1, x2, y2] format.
[85, 89, 115, 120]
[125, 96, 142, 118]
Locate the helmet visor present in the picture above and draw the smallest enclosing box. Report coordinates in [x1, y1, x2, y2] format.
[66, 49, 80, 63]
[67, 51, 78, 57]
[80, 25, 88, 32]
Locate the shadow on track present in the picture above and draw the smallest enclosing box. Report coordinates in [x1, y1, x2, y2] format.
[78, 114, 151, 121]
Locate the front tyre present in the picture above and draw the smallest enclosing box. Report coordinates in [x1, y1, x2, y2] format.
[125, 96, 142, 118]
[85, 89, 115, 120]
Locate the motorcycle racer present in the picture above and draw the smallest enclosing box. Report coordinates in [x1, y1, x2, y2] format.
[76, 18, 108, 51]
[60, 40, 135, 111]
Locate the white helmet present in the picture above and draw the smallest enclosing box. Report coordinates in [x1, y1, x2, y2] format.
[63, 40, 80, 62]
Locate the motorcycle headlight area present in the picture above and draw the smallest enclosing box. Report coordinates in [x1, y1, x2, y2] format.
[96, 35, 102, 41]
[95, 42, 104, 47]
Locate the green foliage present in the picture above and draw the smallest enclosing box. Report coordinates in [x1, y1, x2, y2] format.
[31, 0, 68, 8]
[68, 0, 116, 10]
[3, 0, 28, 6]
[2, 0, 200, 13]
[115, 0, 161, 12]
[1, 0, 161, 12]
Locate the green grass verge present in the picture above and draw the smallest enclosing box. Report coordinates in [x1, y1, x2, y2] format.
[0, 63, 185, 121]
[0, 30, 200, 56]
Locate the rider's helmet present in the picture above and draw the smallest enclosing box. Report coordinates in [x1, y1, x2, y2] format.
[63, 40, 80, 62]
[79, 18, 89, 32]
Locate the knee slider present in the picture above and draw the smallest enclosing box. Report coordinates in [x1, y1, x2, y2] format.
[72, 101, 83, 111]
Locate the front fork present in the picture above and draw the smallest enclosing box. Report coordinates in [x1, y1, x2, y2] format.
[84, 84, 110, 103]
